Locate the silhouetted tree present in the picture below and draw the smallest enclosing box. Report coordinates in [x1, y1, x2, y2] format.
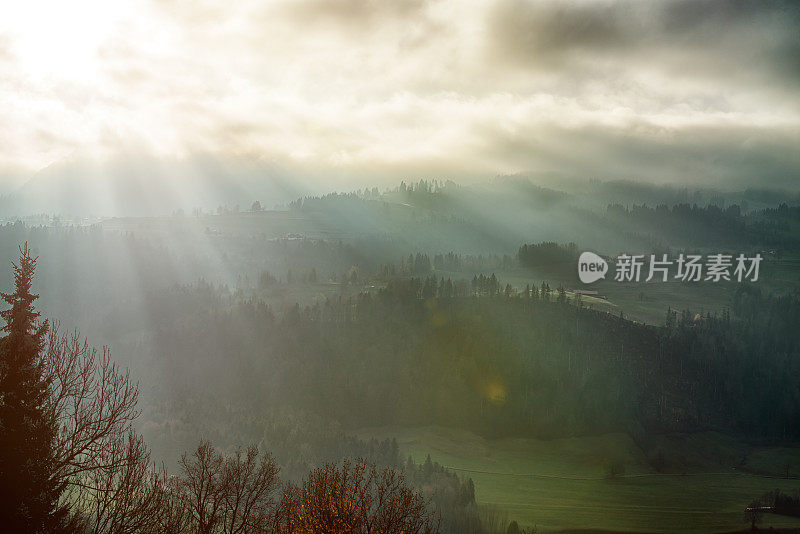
[43, 326, 142, 529]
[180, 440, 280, 534]
[0, 244, 66, 532]
[73, 431, 183, 534]
[557, 285, 566, 305]
[744, 500, 764, 530]
[479, 504, 508, 534]
[0, 244, 170, 532]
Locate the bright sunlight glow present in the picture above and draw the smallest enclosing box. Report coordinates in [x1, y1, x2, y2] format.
[4, 1, 131, 81]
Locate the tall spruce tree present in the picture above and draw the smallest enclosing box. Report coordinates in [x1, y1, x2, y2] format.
[0, 244, 63, 531]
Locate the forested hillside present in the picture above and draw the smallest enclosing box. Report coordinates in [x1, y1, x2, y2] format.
[143, 278, 800, 448]
[1, 182, 799, 532]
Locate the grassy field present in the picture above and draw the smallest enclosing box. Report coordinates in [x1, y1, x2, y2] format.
[468, 255, 800, 327]
[432, 265, 746, 327]
[355, 426, 800, 533]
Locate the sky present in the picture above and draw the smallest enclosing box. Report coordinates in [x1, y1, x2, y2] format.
[2, 0, 800, 194]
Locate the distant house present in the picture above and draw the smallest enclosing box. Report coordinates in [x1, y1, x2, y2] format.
[572, 289, 606, 300]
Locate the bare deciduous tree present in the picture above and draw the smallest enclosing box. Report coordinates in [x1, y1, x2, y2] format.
[220, 444, 280, 534]
[276, 458, 439, 534]
[40, 324, 179, 531]
[744, 499, 765, 531]
[71, 431, 166, 533]
[43, 326, 140, 490]
[180, 440, 280, 534]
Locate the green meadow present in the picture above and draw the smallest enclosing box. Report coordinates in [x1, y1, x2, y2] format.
[357, 426, 800, 533]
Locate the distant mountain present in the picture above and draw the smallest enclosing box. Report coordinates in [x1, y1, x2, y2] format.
[1, 155, 315, 217]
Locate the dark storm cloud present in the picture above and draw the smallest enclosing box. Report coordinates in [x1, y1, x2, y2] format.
[488, 0, 800, 90]
[661, 1, 800, 85]
[488, 0, 636, 64]
[475, 119, 800, 189]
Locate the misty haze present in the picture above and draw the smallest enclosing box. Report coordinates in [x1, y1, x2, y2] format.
[1, 1, 800, 533]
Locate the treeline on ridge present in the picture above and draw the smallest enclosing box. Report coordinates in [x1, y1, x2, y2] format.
[149, 275, 800, 446]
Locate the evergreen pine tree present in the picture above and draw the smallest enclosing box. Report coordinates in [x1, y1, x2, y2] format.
[0, 244, 63, 531]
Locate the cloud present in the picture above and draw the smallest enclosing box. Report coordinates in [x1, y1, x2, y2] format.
[0, 0, 798, 193]
[475, 120, 800, 189]
[276, 0, 428, 29]
[488, 0, 636, 65]
[487, 1, 800, 92]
